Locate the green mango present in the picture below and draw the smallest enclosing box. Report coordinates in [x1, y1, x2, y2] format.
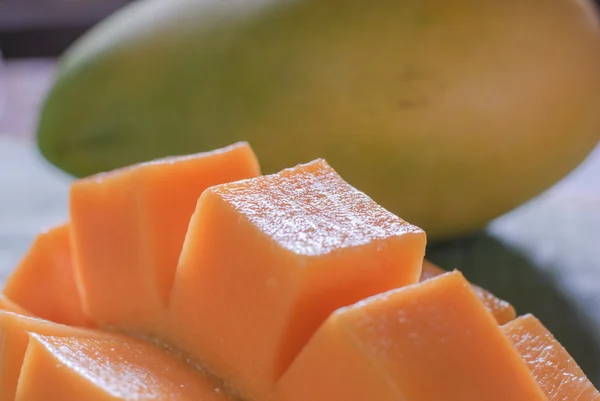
[38, 0, 600, 239]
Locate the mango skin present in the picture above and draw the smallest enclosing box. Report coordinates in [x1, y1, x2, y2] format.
[37, 0, 600, 239]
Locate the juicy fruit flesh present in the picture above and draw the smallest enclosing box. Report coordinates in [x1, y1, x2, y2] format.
[212, 158, 423, 256]
[38, 0, 600, 239]
[1, 143, 597, 400]
[16, 334, 228, 401]
[3, 223, 90, 327]
[503, 314, 600, 401]
[169, 158, 425, 399]
[0, 296, 30, 316]
[420, 260, 516, 324]
[69, 141, 260, 331]
[273, 271, 546, 401]
[335, 272, 544, 401]
[0, 311, 107, 401]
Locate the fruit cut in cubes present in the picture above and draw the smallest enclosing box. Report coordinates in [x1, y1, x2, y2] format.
[503, 314, 600, 401]
[272, 271, 546, 401]
[15, 334, 228, 401]
[70, 142, 260, 330]
[0, 311, 104, 401]
[420, 259, 516, 324]
[169, 159, 426, 400]
[3, 223, 91, 327]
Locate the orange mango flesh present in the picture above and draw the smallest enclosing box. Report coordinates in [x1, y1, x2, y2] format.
[3, 224, 91, 327]
[0, 295, 31, 316]
[169, 159, 426, 400]
[15, 334, 228, 401]
[0, 311, 106, 401]
[272, 271, 547, 401]
[3, 146, 596, 401]
[420, 259, 516, 324]
[503, 314, 600, 401]
[70, 142, 260, 331]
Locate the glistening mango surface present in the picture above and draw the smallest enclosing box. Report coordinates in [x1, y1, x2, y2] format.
[2, 142, 599, 400]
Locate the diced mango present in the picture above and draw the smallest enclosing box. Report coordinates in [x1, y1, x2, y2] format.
[70, 142, 260, 330]
[471, 284, 517, 325]
[504, 314, 600, 401]
[0, 295, 31, 316]
[169, 159, 426, 400]
[0, 311, 104, 401]
[3, 224, 91, 327]
[419, 259, 446, 281]
[15, 334, 228, 401]
[272, 271, 546, 401]
[420, 259, 516, 324]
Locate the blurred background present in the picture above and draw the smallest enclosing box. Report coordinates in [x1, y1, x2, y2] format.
[0, 0, 136, 138]
[1, 0, 600, 386]
[3, 0, 600, 140]
[0, 0, 132, 138]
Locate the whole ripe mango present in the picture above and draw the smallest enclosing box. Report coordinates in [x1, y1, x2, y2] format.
[37, 0, 600, 239]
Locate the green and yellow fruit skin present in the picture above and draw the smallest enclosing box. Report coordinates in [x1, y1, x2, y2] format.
[38, 0, 600, 239]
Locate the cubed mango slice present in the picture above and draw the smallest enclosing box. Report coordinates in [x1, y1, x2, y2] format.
[0, 295, 30, 316]
[169, 159, 426, 400]
[503, 314, 600, 401]
[3, 224, 90, 327]
[420, 259, 516, 324]
[272, 271, 547, 401]
[15, 334, 228, 401]
[70, 142, 260, 330]
[0, 311, 104, 401]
